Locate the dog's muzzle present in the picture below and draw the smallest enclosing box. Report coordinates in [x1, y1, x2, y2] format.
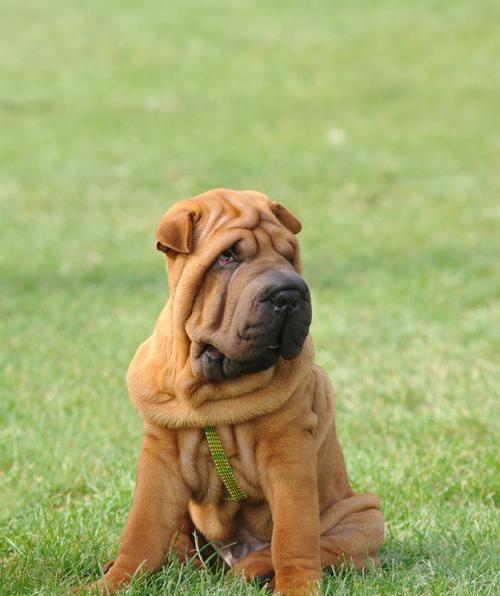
[195, 271, 312, 382]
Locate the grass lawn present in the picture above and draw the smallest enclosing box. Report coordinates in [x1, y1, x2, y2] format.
[1, 0, 499, 593]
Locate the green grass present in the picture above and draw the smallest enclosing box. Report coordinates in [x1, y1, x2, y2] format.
[1, 0, 499, 593]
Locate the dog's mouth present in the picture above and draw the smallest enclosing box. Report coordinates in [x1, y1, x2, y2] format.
[194, 342, 281, 382]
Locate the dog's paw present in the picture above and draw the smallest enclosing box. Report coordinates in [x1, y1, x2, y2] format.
[274, 581, 320, 596]
[71, 561, 116, 594]
[232, 548, 274, 584]
[71, 580, 104, 595]
[274, 567, 321, 595]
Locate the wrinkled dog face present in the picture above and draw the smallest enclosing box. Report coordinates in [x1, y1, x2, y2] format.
[185, 224, 312, 382]
[157, 190, 312, 383]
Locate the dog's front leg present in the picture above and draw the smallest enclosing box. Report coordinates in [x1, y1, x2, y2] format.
[259, 431, 322, 595]
[95, 423, 189, 593]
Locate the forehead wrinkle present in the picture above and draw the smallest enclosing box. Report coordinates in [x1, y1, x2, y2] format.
[220, 192, 261, 231]
[197, 201, 225, 241]
[235, 228, 258, 257]
[260, 220, 297, 255]
[196, 197, 239, 244]
[253, 226, 274, 250]
[195, 191, 274, 247]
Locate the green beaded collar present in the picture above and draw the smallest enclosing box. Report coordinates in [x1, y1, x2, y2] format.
[203, 426, 247, 502]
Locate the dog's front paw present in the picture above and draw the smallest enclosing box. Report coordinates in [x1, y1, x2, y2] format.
[274, 566, 321, 595]
[71, 560, 117, 594]
[71, 579, 109, 595]
[72, 577, 121, 595]
[72, 558, 140, 594]
[232, 547, 274, 584]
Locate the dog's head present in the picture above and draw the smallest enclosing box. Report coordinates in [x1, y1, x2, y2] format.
[156, 189, 312, 387]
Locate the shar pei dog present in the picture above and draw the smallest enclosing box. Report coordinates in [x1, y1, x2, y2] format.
[84, 189, 384, 594]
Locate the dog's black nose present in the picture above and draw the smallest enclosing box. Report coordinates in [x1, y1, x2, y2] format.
[263, 273, 310, 314]
[270, 288, 302, 313]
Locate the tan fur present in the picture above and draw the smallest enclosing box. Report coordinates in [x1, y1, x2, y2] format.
[83, 189, 384, 595]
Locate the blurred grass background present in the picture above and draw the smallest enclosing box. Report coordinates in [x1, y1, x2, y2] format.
[1, 0, 499, 593]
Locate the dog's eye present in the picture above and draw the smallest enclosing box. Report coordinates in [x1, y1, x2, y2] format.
[216, 249, 236, 267]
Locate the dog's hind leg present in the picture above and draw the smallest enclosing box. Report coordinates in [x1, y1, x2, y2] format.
[319, 493, 384, 569]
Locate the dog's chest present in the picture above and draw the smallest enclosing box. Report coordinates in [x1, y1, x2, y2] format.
[176, 425, 258, 502]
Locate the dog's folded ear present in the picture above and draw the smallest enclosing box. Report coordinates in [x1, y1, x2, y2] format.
[156, 207, 198, 254]
[271, 202, 302, 234]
